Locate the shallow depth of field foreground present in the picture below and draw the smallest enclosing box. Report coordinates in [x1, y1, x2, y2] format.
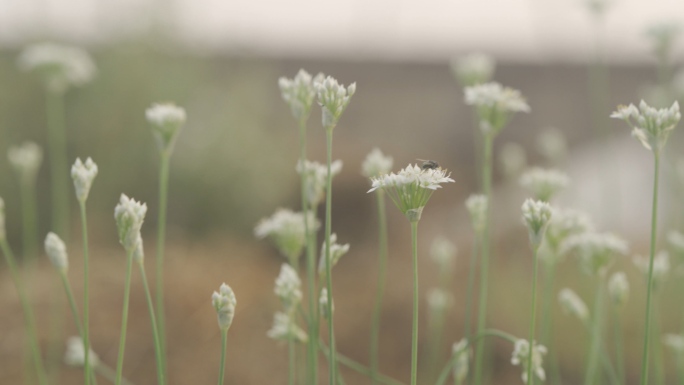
[3, 1, 684, 385]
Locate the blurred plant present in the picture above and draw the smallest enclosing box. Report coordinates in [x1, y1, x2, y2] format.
[511, 339, 548, 383]
[255, 209, 320, 268]
[426, 287, 453, 381]
[464, 81, 529, 385]
[296, 159, 343, 208]
[645, 22, 681, 91]
[450, 54, 496, 88]
[451, 339, 470, 385]
[274, 263, 303, 385]
[317, 233, 350, 280]
[558, 288, 589, 324]
[612, 99, 681, 385]
[663, 334, 684, 383]
[608, 272, 629, 384]
[499, 142, 527, 180]
[8, 142, 43, 260]
[212, 283, 236, 385]
[362, 148, 393, 385]
[463, 194, 487, 354]
[536, 128, 568, 165]
[519, 168, 569, 203]
[0, 197, 48, 385]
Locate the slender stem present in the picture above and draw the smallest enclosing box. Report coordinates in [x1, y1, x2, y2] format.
[640, 154, 661, 385]
[463, 232, 479, 341]
[652, 295, 665, 385]
[473, 133, 494, 385]
[155, 152, 170, 380]
[19, 180, 39, 261]
[585, 280, 606, 385]
[217, 328, 228, 385]
[80, 201, 92, 385]
[289, 337, 296, 385]
[138, 262, 165, 385]
[299, 117, 318, 385]
[319, 339, 406, 385]
[525, 246, 540, 385]
[0, 240, 49, 385]
[324, 128, 336, 385]
[410, 220, 419, 385]
[612, 306, 625, 385]
[115, 251, 134, 385]
[539, 261, 561, 385]
[370, 190, 388, 385]
[46, 89, 69, 239]
[96, 363, 135, 385]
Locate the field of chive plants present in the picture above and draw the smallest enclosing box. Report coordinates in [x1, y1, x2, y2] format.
[3, 10, 684, 385]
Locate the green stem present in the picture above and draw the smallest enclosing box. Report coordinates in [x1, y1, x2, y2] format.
[155, 152, 170, 380]
[370, 190, 388, 385]
[473, 133, 493, 385]
[612, 307, 625, 385]
[0, 240, 49, 385]
[464, 231, 479, 341]
[299, 117, 318, 385]
[539, 261, 561, 385]
[640, 154, 661, 385]
[79, 202, 93, 385]
[115, 251, 134, 385]
[289, 337, 296, 385]
[652, 295, 665, 385]
[324, 128, 336, 385]
[585, 280, 606, 385]
[138, 262, 165, 385]
[319, 339, 406, 385]
[96, 363, 135, 385]
[46, 89, 69, 239]
[525, 246, 540, 385]
[19, 180, 39, 261]
[410, 220, 419, 385]
[217, 329, 228, 385]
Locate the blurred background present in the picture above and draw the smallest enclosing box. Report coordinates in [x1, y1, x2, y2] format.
[2, 0, 684, 384]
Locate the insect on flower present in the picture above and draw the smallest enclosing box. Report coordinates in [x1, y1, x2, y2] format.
[418, 159, 441, 170]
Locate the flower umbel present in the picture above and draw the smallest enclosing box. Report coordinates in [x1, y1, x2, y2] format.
[521, 199, 552, 249]
[450, 53, 496, 87]
[315, 76, 356, 129]
[544, 208, 594, 255]
[64, 336, 99, 367]
[464, 82, 530, 135]
[608, 272, 629, 307]
[18, 43, 96, 93]
[368, 163, 454, 222]
[45, 232, 68, 272]
[561, 232, 628, 276]
[279, 69, 324, 122]
[267, 311, 308, 343]
[511, 339, 548, 383]
[254, 208, 320, 265]
[318, 233, 350, 277]
[611, 100, 680, 154]
[71, 157, 98, 202]
[361, 148, 393, 178]
[519, 168, 569, 202]
[296, 159, 343, 207]
[558, 288, 589, 323]
[8, 142, 43, 186]
[114, 194, 148, 254]
[274, 263, 302, 310]
[212, 283, 237, 331]
[145, 103, 187, 154]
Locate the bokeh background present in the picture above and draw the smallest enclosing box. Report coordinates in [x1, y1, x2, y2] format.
[2, 0, 684, 384]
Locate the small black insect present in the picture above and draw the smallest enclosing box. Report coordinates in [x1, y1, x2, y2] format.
[418, 159, 440, 170]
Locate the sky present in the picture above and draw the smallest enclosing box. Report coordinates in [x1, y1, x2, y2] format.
[1, 0, 683, 63]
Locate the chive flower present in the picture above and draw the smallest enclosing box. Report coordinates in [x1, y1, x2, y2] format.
[296, 159, 343, 207]
[315, 76, 356, 129]
[8, 142, 43, 186]
[561, 232, 628, 276]
[71, 157, 98, 203]
[17, 43, 96, 93]
[44, 232, 68, 272]
[521, 199, 552, 249]
[452, 339, 470, 384]
[317, 233, 350, 277]
[274, 263, 302, 309]
[544, 208, 594, 256]
[64, 336, 99, 367]
[212, 283, 237, 332]
[633, 251, 670, 290]
[114, 194, 148, 254]
[267, 311, 308, 343]
[430, 236, 457, 269]
[361, 148, 393, 178]
[608, 272, 629, 307]
[319, 288, 334, 320]
[511, 339, 548, 383]
[450, 53, 496, 87]
[368, 163, 454, 222]
[427, 288, 451, 312]
[145, 103, 187, 154]
[611, 100, 680, 154]
[464, 82, 530, 135]
[279, 69, 324, 122]
[254, 208, 319, 265]
[558, 288, 589, 323]
[519, 168, 569, 202]
[465, 194, 488, 233]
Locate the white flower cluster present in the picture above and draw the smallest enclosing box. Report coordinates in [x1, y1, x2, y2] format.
[254, 208, 319, 264]
[318, 233, 350, 277]
[64, 336, 99, 367]
[608, 272, 629, 307]
[500, 142, 527, 179]
[464, 82, 530, 135]
[145, 103, 187, 154]
[521, 199, 552, 249]
[561, 232, 628, 276]
[558, 288, 589, 323]
[267, 311, 308, 343]
[279, 69, 324, 122]
[315, 76, 356, 129]
[633, 251, 670, 289]
[18, 43, 96, 93]
[511, 339, 547, 383]
[465, 194, 488, 233]
[274, 263, 302, 309]
[212, 283, 237, 331]
[71, 157, 98, 203]
[296, 159, 343, 207]
[544, 208, 594, 255]
[663, 334, 684, 354]
[611, 100, 680, 154]
[452, 339, 470, 384]
[8, 142, 43, 185]
[45, 232, 68, 272]
[368, 164, 454, 220]
[519, 168, 569, 202]
[450, 53, 496, 87]
[114, 194, 147, 254]
[430, 236, 457, 268]
[361, 148, 393, 178]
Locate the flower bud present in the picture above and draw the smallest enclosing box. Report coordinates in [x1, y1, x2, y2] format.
[558, 288, 589, 323]
[45, 232, 68, 272]
[274, 263, 302, 309]
[71, 157, 98, 202]
[521, 199, 552, 249]
[145, 103, 186, 154]
[212, 283, 237, 331]
[114, 194, 147, 254]
[64, 336, 99, 367]
[452, 339, 471, 385]
[315, 76, 355, 129]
